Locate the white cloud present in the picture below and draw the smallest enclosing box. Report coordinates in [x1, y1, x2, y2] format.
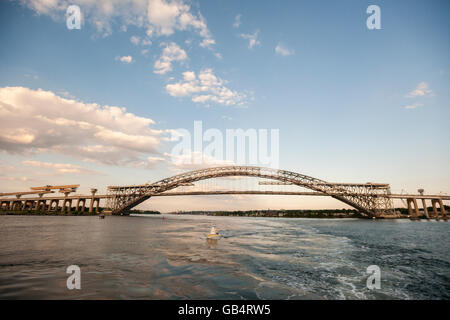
[240, 31, 260, 49]
[275, 43, 294, 56]
[200, 38, 215, 48]
[406, 82, 432, 98]
[404, 103, 423, 110]
[116, 55, 133, 63]
[0, 86, 169, 167]
[21, 0, 215, 46]
[165, 69, 246, 106]
[130, 35, 140, 45]
[131, 35, 152, 46]
[154, 42, 187, 74]
[130, 156, 166, 169]
[233, 14, 241, 28]
[22, 160, 100, 175]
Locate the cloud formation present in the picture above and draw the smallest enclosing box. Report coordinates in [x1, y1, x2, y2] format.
[275, 43, 294, 56]
[0, 86, 169, 167]
[22, 160, 100, 175]
[154, 42, 187, 74]
[116, 55, 133, 63]
[404, 103, 423, 110]
[240, 31, 260, 49]
[165, 69, 246, 106]
[21, 0, 215, 47]
[406, 82, 432, 98]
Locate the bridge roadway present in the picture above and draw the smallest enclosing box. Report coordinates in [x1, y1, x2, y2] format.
[1, 190, 448, 219]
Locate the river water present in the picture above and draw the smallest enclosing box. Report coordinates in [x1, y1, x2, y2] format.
[0, 215, 449, 299]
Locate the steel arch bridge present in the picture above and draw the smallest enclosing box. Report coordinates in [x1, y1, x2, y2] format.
[106, 166, 394, 218]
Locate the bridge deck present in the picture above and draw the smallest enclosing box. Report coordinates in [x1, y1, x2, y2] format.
[1, 191, 449, 201]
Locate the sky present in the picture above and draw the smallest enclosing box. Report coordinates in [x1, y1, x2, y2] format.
[0, 0, 449, 212]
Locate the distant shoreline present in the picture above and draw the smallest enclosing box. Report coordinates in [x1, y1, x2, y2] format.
[163, 209, 411, 219]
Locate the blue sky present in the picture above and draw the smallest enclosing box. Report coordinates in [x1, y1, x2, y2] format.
[0, 0, 449, 211]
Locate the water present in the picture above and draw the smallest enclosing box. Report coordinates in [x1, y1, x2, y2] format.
[0, 215, 449, 299]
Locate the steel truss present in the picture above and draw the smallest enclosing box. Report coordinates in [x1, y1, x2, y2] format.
[106, 166, 394, 217]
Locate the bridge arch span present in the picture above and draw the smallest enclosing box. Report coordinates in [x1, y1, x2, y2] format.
[107, 166, 393, 217]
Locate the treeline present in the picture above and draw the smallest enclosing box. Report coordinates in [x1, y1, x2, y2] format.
[127, 209, 161, 214]
[171, 209, 364, 218]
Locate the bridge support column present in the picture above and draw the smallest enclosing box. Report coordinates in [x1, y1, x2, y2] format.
[421, 199, 429, 219]
[35, 200, 40, 211]
[50, 199, 59, 212]
[431, 200, 440, 221]
[76, 199, 80, 212]
[81, 199, 86, 213]
[95, 199, 100, 213]
[438, 199, 447, 221]
[89, 189, 97, 214]
[89, 199, 94, 213]
[40, 200, 47, 211]
[407, 198, 420, 220]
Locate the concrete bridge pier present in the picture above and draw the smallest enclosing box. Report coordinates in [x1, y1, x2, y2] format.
[89, 189, 97, 214]
[22, 200, 34, 211]
[421, 199, 430, 219]
[417, 190, 430, 219]
[407, 198, 420, 220]
[1, 201, 8, 210]
[431, 199, 447, 221]
[14, 201, 21, 210]
[80, 199, 86, 213]
[65, 199, 73, 213]
[88, 198, 100, 213]
[49, 199, 59, 212]
[75, 198, 87, 213]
